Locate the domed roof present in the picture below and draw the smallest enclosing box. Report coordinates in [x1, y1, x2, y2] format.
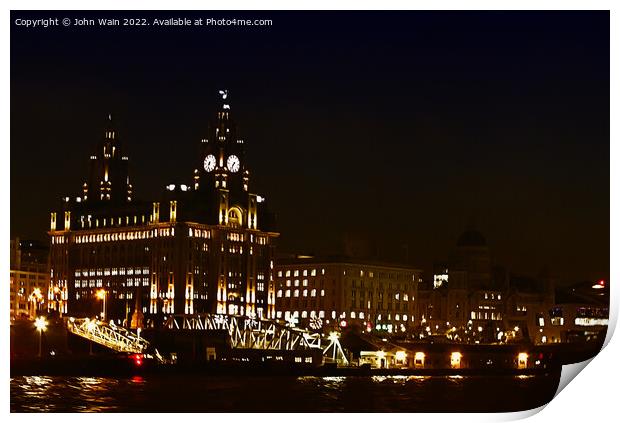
[457, 229, 487, 247]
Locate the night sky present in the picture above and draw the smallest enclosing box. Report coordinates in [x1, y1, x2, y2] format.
[10, 11, 609, 284]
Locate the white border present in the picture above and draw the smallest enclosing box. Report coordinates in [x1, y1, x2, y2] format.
[2, 2, 616, 422]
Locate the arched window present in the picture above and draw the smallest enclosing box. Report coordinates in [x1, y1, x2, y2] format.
[227, 207, 243, 228]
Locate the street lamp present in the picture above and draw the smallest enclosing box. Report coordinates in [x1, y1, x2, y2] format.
[34, 316, 48, 358]
[96, 289, 107, 320]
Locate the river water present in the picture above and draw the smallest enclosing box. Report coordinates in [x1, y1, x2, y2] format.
[10, 372, 560, 412]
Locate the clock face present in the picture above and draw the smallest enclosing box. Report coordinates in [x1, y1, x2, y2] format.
[227, 155, 240, 173]
[203, 154, 216, 172]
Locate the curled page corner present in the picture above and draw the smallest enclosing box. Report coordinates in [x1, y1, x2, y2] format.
[555, 358, 594, 397]
[492, 403, 548, 422]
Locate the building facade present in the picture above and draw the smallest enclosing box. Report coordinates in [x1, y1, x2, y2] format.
[10, 238, 49, 320]
[274, 256, 421, 333]
[48, 92, 278, 326]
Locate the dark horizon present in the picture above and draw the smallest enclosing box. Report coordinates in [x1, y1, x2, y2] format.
[10, 11, 610, 284]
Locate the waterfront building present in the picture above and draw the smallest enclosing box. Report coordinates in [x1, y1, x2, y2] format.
[542, 279, 609, 344]
[503, 273, 556, 344]
[48, 92, 278, 326]
[274, 255, 421, 333]
[10, 238, 49, 320]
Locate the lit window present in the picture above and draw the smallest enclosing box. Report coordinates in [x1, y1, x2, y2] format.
[311, 269, 316, 276]
[303, 279, 308, 287]
[277, 290, 282, 298]
[278, 271, 283, 277]
[301, 311, 307, 318]
[294, 270, 299, 277]
[351, 312, 356, 319]
[303, 289, 308, 297]
[320, 289, 325, 296]
[294, 280, 300, 287]
[286, 280, 291, 287]
[294, 290, 299, 297]
[285, 270, 291, 277]
[285, 290, 290, 297]
[311, 289, 316, 297]
[303, 270, 307, 276]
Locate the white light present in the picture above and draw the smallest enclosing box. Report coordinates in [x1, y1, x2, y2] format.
[167, 184, 175, 191]
[180, 184, 188, 191]
[34, 316, 48, 332]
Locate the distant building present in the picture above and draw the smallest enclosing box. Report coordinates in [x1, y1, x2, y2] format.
[418, 229, 503, 338]
[10, 238, 49, 320]
[48, 93, 278, 326]
[503, 273, 556, 344]
[545, 279, 609, 343]
[274, 256, 421, 333]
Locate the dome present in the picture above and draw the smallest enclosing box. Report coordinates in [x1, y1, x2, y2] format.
[456, 229, 487, 247]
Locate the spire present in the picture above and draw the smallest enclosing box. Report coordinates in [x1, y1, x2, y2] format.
[104, 113, 117, 141]
[218, 89, 230, 110]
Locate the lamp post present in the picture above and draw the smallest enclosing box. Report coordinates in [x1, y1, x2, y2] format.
[34, 316, 48, 358]
[96, 289, 107, 320]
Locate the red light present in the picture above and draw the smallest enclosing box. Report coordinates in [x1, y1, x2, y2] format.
[132, 354, 143, 366]
[599, 280, 605, 286]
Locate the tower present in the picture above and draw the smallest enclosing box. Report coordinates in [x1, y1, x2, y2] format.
[83, 114, 133, 203]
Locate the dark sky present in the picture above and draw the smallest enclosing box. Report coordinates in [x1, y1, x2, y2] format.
[10, 11, 609, 284]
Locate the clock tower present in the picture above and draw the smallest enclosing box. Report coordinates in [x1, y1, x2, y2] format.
[194, 90, 257, 230]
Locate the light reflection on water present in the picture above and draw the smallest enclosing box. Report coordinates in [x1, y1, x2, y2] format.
[11, 373, 559, 412]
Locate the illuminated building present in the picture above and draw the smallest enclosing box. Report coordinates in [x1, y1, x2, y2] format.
[274, 256, 420, 333]
[48, 92, 278, 326]
[10, 238, 49, 320]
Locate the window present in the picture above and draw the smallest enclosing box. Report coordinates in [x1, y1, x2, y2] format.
[285, 290, 290, 297]
[311, 289, 316, 297]
[294, 290, 299, 297]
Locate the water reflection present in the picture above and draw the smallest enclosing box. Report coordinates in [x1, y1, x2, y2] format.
[10, 373, 560, 413]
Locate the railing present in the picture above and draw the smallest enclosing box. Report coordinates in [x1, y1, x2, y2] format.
[164, 313, 348, 364]
[66, 317, 149, 354]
